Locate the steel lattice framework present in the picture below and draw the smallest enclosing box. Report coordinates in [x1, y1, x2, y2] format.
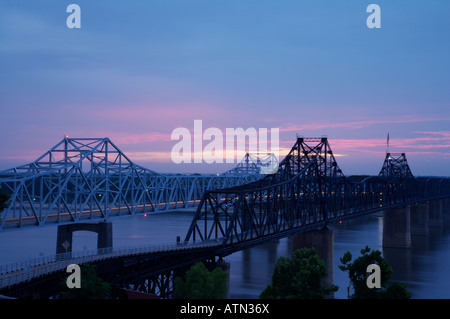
[221, 153, 279, 176]
[378, 152, 414, 179]
[0, 137, 263, 230]
[185, 137, 450, 246]
[1, 137, 450, 299]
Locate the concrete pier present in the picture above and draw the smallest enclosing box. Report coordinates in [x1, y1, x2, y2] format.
[410, 202, 429, 236]
[56, 221, 113, 255]
[429, 200, 443, 227]
[383, 206, 411, 248]
[289, 227, 334, 298]
[443, 197, 450, 223]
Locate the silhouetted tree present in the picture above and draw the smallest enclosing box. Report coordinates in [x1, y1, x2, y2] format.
[174, 262, 228, 299]
[0, 188, 10, 212]
[260, 247, 338, 299]
[60, 264, 111, 299]
[339, 246, 411, 299]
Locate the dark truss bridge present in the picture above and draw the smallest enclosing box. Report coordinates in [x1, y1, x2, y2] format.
[184, 137, 450, 249]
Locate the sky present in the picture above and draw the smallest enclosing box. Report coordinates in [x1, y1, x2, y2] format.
[0, 0, 449, 176]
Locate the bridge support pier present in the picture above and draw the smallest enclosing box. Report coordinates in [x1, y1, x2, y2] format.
[383, 206, 411, 249]
[289, 227, 334, 298]
[429, 200, 443, 227]
[443, 197, 450, 223]
[56, 221, 113, 255]
[410, 202, 429, 236]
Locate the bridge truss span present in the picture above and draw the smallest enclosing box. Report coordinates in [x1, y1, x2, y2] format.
[1, 136, 450, 299]
[0, 137, 262, 230]
[185, 137, 450, 248]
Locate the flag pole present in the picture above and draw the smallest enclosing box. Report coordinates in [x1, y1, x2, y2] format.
[386, 130, 390, 154]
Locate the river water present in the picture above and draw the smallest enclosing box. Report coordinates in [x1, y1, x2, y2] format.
[0, 208, 449, 299]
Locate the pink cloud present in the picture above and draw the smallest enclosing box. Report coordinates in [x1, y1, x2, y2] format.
[106, 132, 171, 145]
[2, 119, 450, 172]
[413, 131, 450, 137]
[278, 115, 450, 133]
[94, 103, 229, 125]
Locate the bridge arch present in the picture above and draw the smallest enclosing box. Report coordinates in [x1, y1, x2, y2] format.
[56, 221, 113, 254]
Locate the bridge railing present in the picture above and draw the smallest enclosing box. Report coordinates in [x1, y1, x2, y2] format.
[0, 239, 222, 289]
[0, 246, 125, 276]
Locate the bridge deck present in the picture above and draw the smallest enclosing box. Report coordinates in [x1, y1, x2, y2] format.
[0, 240, 221, 290]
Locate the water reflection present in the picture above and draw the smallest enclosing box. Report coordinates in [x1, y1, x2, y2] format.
[227, 212, 450, 299]
[0, 209, 449, 299]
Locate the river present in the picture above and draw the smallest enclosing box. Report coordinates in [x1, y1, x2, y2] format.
[0, 208, 449, 299]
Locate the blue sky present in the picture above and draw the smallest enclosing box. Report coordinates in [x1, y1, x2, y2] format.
[0, 0, 449, 175]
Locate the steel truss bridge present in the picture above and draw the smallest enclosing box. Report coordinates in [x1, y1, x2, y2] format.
[0, 136, 449, 298]
[0, 137, 265, 231]
[185, 137, 450, 247]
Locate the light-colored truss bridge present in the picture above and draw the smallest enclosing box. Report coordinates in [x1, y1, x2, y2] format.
[0, 137, 265, 230]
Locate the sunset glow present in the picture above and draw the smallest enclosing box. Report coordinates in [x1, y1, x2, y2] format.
[0, 1, 449, 177]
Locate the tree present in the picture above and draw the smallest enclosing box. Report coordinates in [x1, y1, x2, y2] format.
[0, 188, 10, 212]
[60, 264, 111, 299]
[260, 248, 338, 299]
[339, 246, 411, 299]
[174, 262, 228, 299]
